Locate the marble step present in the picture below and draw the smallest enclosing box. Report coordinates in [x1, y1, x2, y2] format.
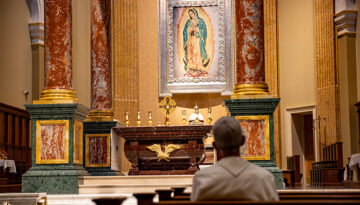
[78, 175, 193, 194]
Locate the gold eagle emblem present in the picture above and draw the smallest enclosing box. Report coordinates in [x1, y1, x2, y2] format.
[146, 144, 182, 162]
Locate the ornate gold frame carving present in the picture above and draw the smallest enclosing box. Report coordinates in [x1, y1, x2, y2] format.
[235, 115, 270, 160]
[85, 134, 111, 167]
[73, 121, 83, 164]
[36, 120, 69, 164]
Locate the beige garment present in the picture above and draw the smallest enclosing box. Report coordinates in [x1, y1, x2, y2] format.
[191, 156, 279, 201]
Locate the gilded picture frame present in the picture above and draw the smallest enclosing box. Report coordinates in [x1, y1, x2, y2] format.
[235, 115, 270, 160]
[158, 0, 234, 96]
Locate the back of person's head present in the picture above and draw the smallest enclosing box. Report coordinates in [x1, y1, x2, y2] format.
[213, 116, 245, 155]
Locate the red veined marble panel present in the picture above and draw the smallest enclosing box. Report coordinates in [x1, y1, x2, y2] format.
[88, 136, 108, 164]
[239, 119, 265, 157]
[40, 124, 66, 160]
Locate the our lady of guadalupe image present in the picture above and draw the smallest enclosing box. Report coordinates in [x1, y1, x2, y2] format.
[183, 8, 210, 77]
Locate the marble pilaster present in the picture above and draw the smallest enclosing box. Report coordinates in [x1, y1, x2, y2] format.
[315, 0, 341, 150]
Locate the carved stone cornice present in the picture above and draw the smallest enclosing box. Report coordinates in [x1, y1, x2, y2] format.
[334, 10, 357, 37]
[334, 0, 357, 37]
[27, 0, 44, 45]
[29, 22, 44, 46]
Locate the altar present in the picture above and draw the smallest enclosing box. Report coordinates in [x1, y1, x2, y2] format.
[113, 125, 212, 175]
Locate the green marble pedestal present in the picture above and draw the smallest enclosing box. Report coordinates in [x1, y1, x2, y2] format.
[224, 98, 283, 189]
[83, 121, 117, 176]
[22, 104, 90, 194]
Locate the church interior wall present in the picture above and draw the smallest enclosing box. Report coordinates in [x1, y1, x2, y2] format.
[278, 0, 317, 168]
[338, 35, 359, 163]
[356, 0, 360, 101]
[0, 0, 33, 109]
[72, 0, 91, 108]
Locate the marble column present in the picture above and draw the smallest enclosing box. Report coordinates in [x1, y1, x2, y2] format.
[83, 0, 117, 176]
[232, 0, 269, 98]
[87, 0, 113, 121]
[23, 0, 90, 194]
[34, 0, 77, 104]
[225, 0, 282, 188]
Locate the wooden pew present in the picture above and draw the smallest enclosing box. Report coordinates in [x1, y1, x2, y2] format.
[153, 188, 360, 203]
[0, 103, 31, 193]
[282, 155, 302, 187]
[310, 142, 344, 187]
[135, 191, 360, 205]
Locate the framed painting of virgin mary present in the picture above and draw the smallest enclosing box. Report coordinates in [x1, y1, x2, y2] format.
[158, 0, 234, 96]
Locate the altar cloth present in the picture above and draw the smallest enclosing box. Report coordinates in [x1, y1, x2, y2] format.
[0, 159, 16, 173]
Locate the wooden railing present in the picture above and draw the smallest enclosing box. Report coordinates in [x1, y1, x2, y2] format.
[0, 103, 32, 192]
[282, 155, 302, 187]
[310, 142, 344, 187]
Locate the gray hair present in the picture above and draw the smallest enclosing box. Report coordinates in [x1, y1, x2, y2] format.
[213, 116, 244, 155]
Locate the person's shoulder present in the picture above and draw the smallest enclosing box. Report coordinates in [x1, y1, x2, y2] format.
[194, 164, 225, 177]
[247, 164, 274, 179]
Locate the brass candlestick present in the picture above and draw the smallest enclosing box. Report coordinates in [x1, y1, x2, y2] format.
[148, 111, 152, 126]
[195, 105, 199, 125]
[137, 111, 141, 127]
[207, 108, 212, 125]
[166, 114, 170, 126]
[182, 110, 187, 125]
[125, 111, 129, 127]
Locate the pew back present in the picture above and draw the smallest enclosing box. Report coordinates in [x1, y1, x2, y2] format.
[0, 103, 31, 192]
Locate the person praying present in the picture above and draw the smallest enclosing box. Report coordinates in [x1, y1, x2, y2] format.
[191, 116, 279, 201]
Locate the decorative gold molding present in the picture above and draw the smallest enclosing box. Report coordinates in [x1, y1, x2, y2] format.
[85, 134, 111, 167]
[33, 89, 78, 104]
[73, 121, 83, 164]
[36, 120, 69, 164]
[29, 22, 44, 27]
[232, 84, 270, 98]
[85, 110, 114, 122]
[235, 115, 270, 161]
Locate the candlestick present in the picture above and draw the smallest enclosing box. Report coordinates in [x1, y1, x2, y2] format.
[208, 108, 212, 125]
[125, 110, 129, 127]
[148, 111, 152, 126]
[137, 111, 141, 127]
[182, 110, 187, 125]
[166, 114, 170, 126]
